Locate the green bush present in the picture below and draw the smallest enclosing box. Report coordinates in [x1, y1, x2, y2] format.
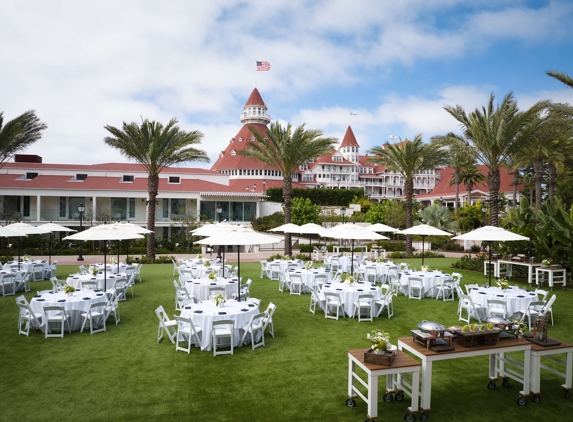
[294, 253, 310, 261]
[470, 245, 481, 253]
[451, 254, 485, 271]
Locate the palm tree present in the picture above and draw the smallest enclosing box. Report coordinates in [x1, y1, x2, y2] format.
[0, 110, 47, 169]
[367, 135, 448, 254]
[546, 70, 573, 115]
[238, 122, 337, 256]
[104, 118, 209, 258]
[431, 133, 474, 212]
[458, 165, 486, 206]
[418, 203, 459, 232]
[444, 93, 545, 226]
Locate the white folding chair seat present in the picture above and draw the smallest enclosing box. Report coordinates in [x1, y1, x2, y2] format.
[353, 294, 374, 322]
[487, 299, 507, 318]
[289, 273, 303, 295]
[212, 319, 235, 356]
[1, 273, 17, 296]
[80, 301, 107, 334]
[16, 302, 43, 336]
[44, 305, 71, 338]
[324, 292, 344, 320]
[175, 316, 202, 353]
[240, 312, 266, 350]
[155, 305, 177, 344]
[408, 277, 423, 300]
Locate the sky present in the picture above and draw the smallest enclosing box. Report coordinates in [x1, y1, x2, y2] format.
[2, 0, 573, 170]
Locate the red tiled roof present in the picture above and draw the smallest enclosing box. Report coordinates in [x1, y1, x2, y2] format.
[228, 178, 307, 191]
[2, 161, 214, 174]
[245, 88, 266, 107]
[339, 126, 359, 147]
[427, 165, 520, 196]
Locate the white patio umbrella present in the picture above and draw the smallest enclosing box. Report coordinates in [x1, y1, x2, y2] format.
[197, 227, 282, 301]
[269, 223, 301, 254]
[453, 226, 529, 287]
[289, 223, 324, 259]
[0, 223, 51, 270]
[108, 222, 152, 263]
[37, 222, 76, 264]
[367, 223, 399, 233]
[192, 222, 241, 273]
[320, 223, 388, 275]
[398, 224, 453, 266]
[64, 225, 144, 287]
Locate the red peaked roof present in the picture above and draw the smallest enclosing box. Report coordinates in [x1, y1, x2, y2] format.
[245, 88, 266, 107]
[339, 126, 359, 147]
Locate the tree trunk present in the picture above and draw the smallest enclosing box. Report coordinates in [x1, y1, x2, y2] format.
[547, 162, 557, 206]
[147, 175, 158, 259]
[405, 179, 414, 255]
[487, 170, 501, 227]
[512, 171, 518, 208]
[532, 159, 543, 211]
[283, 177, 293, 256]
[466, 183, 473, 207]
[454, 171, 460, 211]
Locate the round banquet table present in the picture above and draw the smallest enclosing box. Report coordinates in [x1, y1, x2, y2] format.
[359, 262, 398, 281]
[180, 299, 259, 351]
[399, 270, 449, 298]
[30, 289, 108, 331]
[469, 287, 538, 317]
[286, 268, 332, 292]
[185, 277, 240, 302]
[66, 273, 122, 291]
[322, 282, 382, 317]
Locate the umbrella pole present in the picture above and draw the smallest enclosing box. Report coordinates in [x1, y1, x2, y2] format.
[488, 241, 492, 288]
[18, 237, 21, 271]
[49, 232, 52, 265]
[421, 235, 426, 267]
[237, 246, 240, 302]
[309, 234, 312, 260]
[104, 241, 107, 291]
[117, 241, 120, 272]
[351, 239, 355, 276]
[223, 248, 226, 277]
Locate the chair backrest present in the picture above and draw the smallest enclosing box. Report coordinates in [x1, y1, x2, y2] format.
[82, 280, 97, 290]
[265, 302, 277, 320]
[155, 305, 171, 325]
[209, 286, 225, 298]
[452, 272, 463, 283]
[212, 319, 234, 330]
[324, 291, 340, 301]
[465, 284, 479, 294]
[535, 289, 548, 302]
[176, 286, 190, 299]
[542, 294, 557, 312]
[357, 293, 374, 303]
[487, 299, 506, 311]
[409, 276, 423, 286]
[400, 262, 409, 271]
[44, 305, 65, 319]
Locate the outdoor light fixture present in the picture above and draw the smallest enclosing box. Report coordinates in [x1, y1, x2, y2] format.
[216, 205, 223, 259]
[340, 207, 346, 224]
[262, 179, 266, 193]
[77, 203, 85, 261]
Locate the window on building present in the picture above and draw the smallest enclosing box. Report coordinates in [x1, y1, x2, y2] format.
[121, 175, 133, 182]
[111, 198, 127, 220]
[25, 172, 38, 179]
[168, 176, 180, 184]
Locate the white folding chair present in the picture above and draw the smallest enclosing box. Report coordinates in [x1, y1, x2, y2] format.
[240, 312, 266, 350]
[464, 283, 479, 295]
[262, 302, 276, 338]
[278, 272, 289, 293]
[436, 278, 455, 301]
[104, 293, 121, 325]
[32, 263, 45, 281]
[80, 301, 107, 335]
[175, 316, 202, 354]
[324, 292, 344, 320]
[522, 300, 545, 330]
[375, 287, 394, 319]
[458, 292, 485, 323]
[212, 319, 235, 356]
[487, 299, 507, 318]
[44, 305, 71, 338]
[289, 273, 303, 295]
[309, 285, 325, 315]
[408, 277, 423, 300]
[353, 294, 374, 322]
[1, 273, 17, 296]
[16, 302, 43, 336]
[155, 305, 177, 344]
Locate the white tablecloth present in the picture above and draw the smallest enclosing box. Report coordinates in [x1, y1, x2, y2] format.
[30, 290, 108, 331]
[4, 260, 49, 277]
[271, 260, 304, 273]
[470, 287, 538, 317]
[180, 300, 259, 351]
[185, 277, 240, 302]
[326, 256, 363, 273]
[322, 282, 382, 317]
[400, 270, 449, 298]
[287, 268, 332, 291]
[95, 263, 133, 275]
[67, 273, 122, 291]
[359, 262, 398, 281]
[0, 270, 23, 294]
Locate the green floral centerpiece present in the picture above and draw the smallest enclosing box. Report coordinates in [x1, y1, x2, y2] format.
[214, 293, 226, 307]
[283, 255, 292, 261]
[205, 261, 211, 267]
[542, 259, 552, 266]
[420, 265, 430, 272]
[22, 254, 31, 262]
[63, 283, 76, 294]
[197, 254, 203, 259]
[343, 252, 348, 257]
[89, 265, 99, 276]
[364, 329, 396, 365]
[305, 261, 313, 270]
[376, 257, 384, 263]
[344, 275, 354, 285]
[496, 278, 509, 290]
[109, 257, 117, 265]
[208, 271, 217, 280]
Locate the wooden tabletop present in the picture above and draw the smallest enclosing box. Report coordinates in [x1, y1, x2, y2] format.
[398, 336, 531, 357]
[529, 339, 573, 352]
[348, 348, 420, 370]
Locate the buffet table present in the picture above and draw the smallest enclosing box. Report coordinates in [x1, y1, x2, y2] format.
[535, 267, 566, 290]
[528, 339, 573, 401]
[496, 260, 542, 285]
[346, 348, 420, 421]
[398, 336, 532, 414]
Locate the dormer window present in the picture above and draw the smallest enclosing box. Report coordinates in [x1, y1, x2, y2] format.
[122, 175, 134, 182]
[238, 137, 243, 142]
[26, 172, 39, 180]
[250, 136, 256, 141]
[219, 152, 224, 158]
[231, 150, 236, 156]
[168, 176, 180, 184]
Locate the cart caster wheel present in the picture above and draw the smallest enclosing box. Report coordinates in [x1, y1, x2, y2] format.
[517, 396, 527, 406]
[395, 391, 405, 401]
[487, 381, 496, 390]
[532, 394, 540, 403]
[383, 393, 393, 402]
[564, 390, 570, 399]
[420, 411, 428, 421]
[502, 378, 510, 387]
[404, 413, 416, 422]
[345, 398, 356, 407]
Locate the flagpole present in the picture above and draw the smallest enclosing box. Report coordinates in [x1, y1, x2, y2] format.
[255, 59, 257, 87]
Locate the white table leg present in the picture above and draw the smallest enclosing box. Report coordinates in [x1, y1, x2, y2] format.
[530, 353, 541, 394]
[409, 370, 420, 413]
[367, 371, 378, 419]
[420, 360, 433, 410]
[564, 351, 572, 390]
[347, 356, 354, 397]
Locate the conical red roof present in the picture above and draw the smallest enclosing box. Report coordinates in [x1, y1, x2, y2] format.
[245, 88, 266, 107]
[339, 126, 359, 147]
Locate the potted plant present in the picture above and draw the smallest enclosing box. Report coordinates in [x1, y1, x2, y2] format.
[496, 277, 509, 290]
[364, 330, 397, 365]
[63, 284, 76, 296]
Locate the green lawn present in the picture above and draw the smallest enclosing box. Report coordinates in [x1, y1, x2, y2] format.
[1, 258, 572, 421]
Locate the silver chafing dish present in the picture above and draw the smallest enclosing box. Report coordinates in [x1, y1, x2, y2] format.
[412, 320, 453, 349]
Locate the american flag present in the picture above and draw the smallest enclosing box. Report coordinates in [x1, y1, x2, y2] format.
[389, 135, 397, 140]
[256, 61, 271, 71]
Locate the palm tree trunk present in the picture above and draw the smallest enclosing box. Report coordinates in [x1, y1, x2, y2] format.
[487, 171, 501, 227]
[466, 183, 473, 206]
[147, 175, 158, 259]
[283, 177, 293, 256]
[532, 159, 543, 210]
[547, 162, 557, 206]
[512, 171, 518, 208]
[405, 179, 414, 255]
[454, 171, 460, 211]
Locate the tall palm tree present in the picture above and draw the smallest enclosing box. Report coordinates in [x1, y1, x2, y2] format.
[458, 165, 486, 206]
[367, 135, 448, 254]
[104, 118, 209, 258]
[418, 203, 459, 232]
[546, 70, 573, 115]
[238, 122, 337, 256]
[444, 93, 545, 226]
[431, 133, 474, 212]
[0, 110, 47, 169]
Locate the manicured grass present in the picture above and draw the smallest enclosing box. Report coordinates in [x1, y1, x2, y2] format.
[0, 258, 572, 421]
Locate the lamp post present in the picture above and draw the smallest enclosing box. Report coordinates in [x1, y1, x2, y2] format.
[340, 207, 346, 248]
[481, 202, 488, 226]
[77, 203, 85, 261]
[216, 204, 223, 260]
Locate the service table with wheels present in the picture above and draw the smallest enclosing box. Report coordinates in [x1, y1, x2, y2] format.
[398, 336, 532, 418]
[495, 260, 542, 285]
[535, 267, 567, 290]
[528, 339, 573, 402]
[346, 348, 420, 422]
